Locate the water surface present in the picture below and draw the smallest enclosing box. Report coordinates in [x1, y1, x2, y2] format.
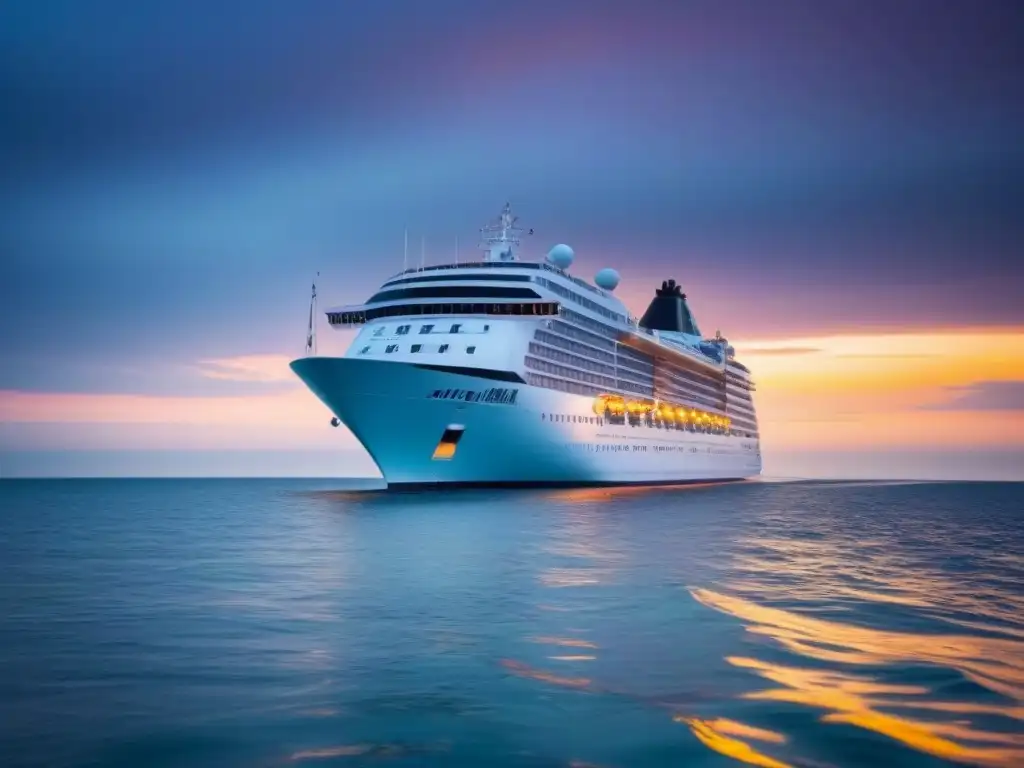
[1, 479, 1022, 767]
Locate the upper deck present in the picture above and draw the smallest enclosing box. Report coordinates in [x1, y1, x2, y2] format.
[322, 203, 749, 379]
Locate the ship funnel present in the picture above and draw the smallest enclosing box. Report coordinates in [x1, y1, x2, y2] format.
[638, 278, 701, 336]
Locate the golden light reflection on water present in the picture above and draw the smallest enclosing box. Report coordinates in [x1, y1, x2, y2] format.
[537, 503, 624, 589]
[542, 482, 731, 505]
[690, 588, 1024, 767]
[678, 717, 792, 768]
[501, 659, 591, 688]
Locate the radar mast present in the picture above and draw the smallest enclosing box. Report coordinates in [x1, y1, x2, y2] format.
[479, 202, 524, 262]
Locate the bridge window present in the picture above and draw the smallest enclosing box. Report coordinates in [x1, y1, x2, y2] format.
[411, 344, 422, 353]
[372, 327, 385, 337]
[467, 346, 477, 354]
[385, 344, 398, 353]
[396, 325, 411, 335]
[420, 324, 433, 334]
[359, 346, 370, 354]
[450, 323, 462, 333]
[439, 344, 449, 353]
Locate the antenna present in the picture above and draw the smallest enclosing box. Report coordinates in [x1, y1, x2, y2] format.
[455, 234, 460, 265]
[305, 272, 319, 357]
[403, 228, 408, 272]
[420, 235, 425, 269]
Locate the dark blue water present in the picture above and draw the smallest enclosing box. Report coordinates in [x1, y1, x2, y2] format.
[1, 480, 1022, 768]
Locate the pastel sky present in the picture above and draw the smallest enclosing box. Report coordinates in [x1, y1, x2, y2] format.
[1, 0, 1022, 479]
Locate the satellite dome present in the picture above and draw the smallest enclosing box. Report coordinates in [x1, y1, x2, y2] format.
[546, 244, 574, 270]
[594, 268, 620, 291]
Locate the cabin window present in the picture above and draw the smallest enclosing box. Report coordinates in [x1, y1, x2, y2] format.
[450, 323, 462, 333]
[411, 344, 422, 353]
[385, 344, 398, 353]
[484, 324, 490, 331]
[372, 327, 385, 337]
[359, 346, 370, 354]
[467, 346, 476, 354]
[420, 324, 434, 334]
[396, 325, 411, 335]
[439, 344, 449, 353]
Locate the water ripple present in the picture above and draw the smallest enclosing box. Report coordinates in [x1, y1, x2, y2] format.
[3, 478, 1023, 767]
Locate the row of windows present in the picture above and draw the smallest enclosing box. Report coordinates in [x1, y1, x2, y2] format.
[657, 356, 727, 392]
[655, 379, 725, 411]
[549, 318, 616, 352]
[560, 308, 624, 340]
[544, 413, 603, 425]
[524, 353, 732, 417]
[328, 302, 560, 324]
[365, 284, 540, 304]
[382, 273, 533, 288]
[727, 381, 755, 397]
[365, 344, 477, 356]
[525, 356, 652, 395]
[525, 371, 606, 397]
[529, 342, 653, 391]
[728, 414, 759, 431]
[653, 386, 722, 412]
[546, 312, 755, 418]
[557, 307, 752, 395]
[526, 354, 618, 391]
[389, 261, 545, 278]
[549, 318, 661, 374]
[727, 412, 758, 431]
[724, 376, 757, 393]
[536, 328, 655, 380]
[379, 321, 491, 337]
[727, 397, 756, 416]
[536, 277, 625, 323]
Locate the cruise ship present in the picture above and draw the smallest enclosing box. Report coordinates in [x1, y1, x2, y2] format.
[290, 204, 762, 487]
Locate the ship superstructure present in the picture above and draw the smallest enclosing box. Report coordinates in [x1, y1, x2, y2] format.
[291, 204, 761, 486]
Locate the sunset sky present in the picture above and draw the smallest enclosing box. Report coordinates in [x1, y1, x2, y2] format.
[1, 0, 1022, 479]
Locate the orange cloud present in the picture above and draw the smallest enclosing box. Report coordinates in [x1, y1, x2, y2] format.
[739, 327, 1024, 451]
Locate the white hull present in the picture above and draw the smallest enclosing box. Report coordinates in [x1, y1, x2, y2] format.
[291, 357, 762, 487]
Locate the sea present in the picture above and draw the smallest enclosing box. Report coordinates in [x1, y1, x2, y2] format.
[1, 479, 1021, 768]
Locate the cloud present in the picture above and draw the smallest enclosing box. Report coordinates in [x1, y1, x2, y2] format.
[837, 353, 938, 359]
[738, 346, 822, 356]
[195, 355, 297, 383]
[0, 388, 320, 425]
[923, 380, 1024, 412]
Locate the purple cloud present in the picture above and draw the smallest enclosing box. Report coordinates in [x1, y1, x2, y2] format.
[924, 381, 1024, 411]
